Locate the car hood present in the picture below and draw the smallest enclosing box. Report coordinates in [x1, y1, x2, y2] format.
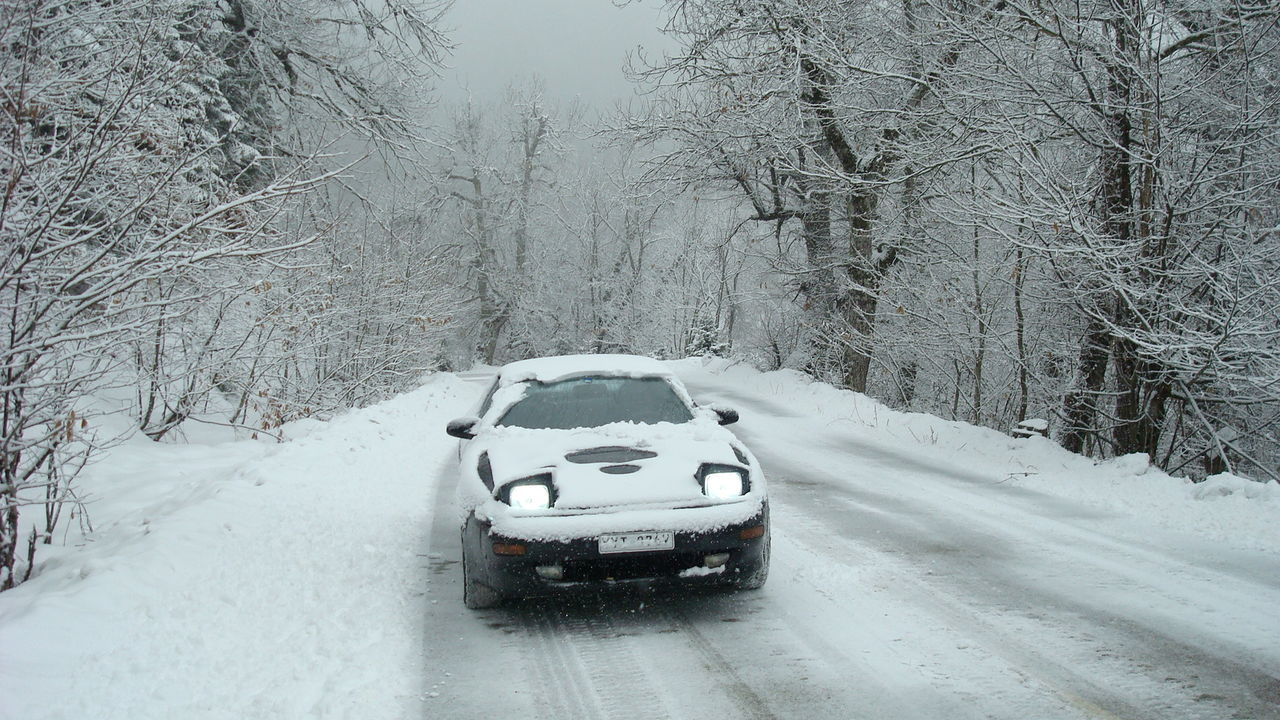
[471, 420, 748, 511]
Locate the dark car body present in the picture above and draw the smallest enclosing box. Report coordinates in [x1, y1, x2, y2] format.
[448, 355, 769, 608]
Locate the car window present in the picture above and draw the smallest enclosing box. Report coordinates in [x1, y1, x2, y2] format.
[496, 376, 694, 429]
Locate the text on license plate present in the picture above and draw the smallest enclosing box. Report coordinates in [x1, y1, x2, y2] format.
[597, 531, 675, 555]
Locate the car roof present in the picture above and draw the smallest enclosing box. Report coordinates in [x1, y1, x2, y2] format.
[495, 354, 677, 387]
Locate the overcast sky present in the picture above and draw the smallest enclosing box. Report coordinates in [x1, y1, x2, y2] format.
[436, 0, 674, 108]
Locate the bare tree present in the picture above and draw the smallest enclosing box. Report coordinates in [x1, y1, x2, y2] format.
[627, 0, 984, 391]
[0, 0, 453, 589]
[946, 0, 1280, 472]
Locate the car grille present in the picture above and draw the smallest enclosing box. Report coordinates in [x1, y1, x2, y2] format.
[561, 552, 704, 582]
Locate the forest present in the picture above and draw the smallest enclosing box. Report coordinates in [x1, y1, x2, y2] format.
[2, 0, 1277, 590]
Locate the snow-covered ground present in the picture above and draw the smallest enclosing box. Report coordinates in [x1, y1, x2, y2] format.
[3, 360, 1278, 719]
[0, 373, 477, 719]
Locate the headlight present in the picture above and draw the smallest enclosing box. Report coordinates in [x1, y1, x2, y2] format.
[705, 472, 744, 498]
[509, 483, 551, 509]
[697, 464, 749, 499]
[498, 474, 555, 509]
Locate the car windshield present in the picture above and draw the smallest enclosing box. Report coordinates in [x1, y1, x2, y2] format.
[496, 376, 694, 429]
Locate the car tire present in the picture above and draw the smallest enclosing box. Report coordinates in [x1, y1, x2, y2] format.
[461, 520, 503, 609]
[735, 536, 770, 590]
[462, 548, 503, 609]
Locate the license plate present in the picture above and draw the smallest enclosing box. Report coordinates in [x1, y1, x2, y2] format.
[597, 531, 674, 555]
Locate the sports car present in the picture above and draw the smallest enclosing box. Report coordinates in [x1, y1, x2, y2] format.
[447, 354, 769, 608]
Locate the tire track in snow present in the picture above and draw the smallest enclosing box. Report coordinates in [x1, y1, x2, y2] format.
[522, 609, 602, 719]
[571, 612, 673, 720]
[774, 514, 1126, 720]
[769, 468, 1279, 720]
[663, 607, 780, 720]
[514, 602, 674, 720]
[421, 448, 541, 718]
[686, 374, 1279, 720]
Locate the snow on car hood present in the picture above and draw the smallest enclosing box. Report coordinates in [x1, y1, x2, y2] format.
[471, 418, 750, 511]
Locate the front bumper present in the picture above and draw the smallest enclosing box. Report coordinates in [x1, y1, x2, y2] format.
[468, 505, 769, 598]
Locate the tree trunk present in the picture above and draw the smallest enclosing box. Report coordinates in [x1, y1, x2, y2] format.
[1112, 330, 1172, 458]
[514, 107, 546, 277]
[1013, 243, 1029, 422]
[970, 203, 987, 425]
[837, 187, 882, 393]
[1061, 316, 1110, 454]
[799, 190, 840, 372]
[473, 194, 505, 364]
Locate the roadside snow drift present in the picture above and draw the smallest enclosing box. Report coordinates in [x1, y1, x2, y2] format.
[680, 359, 1280, 554]
[0, 374, 476, 720]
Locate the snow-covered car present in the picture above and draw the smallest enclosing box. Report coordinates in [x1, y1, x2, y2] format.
[447, 354, 769, 608]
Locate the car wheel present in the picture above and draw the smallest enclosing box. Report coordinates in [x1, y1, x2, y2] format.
[735, 536, 770, 591]
[461, 521, 503, 610]
[463, 556, 502, 609]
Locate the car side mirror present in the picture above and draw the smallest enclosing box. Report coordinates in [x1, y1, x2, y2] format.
[447, 416, 479, 439]
[710, 405, 739, 426]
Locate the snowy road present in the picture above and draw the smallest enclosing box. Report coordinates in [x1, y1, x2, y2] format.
[5, 363, 1278, 719]
[421, 369, 1280, 720]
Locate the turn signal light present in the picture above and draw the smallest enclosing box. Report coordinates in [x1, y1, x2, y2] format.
[492, 542, 527, 556]
[739, 525, 765, 540]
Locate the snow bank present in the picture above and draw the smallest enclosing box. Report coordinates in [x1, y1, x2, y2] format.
[0, 373, 477, 720]
[679, 358, 1280, 555]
